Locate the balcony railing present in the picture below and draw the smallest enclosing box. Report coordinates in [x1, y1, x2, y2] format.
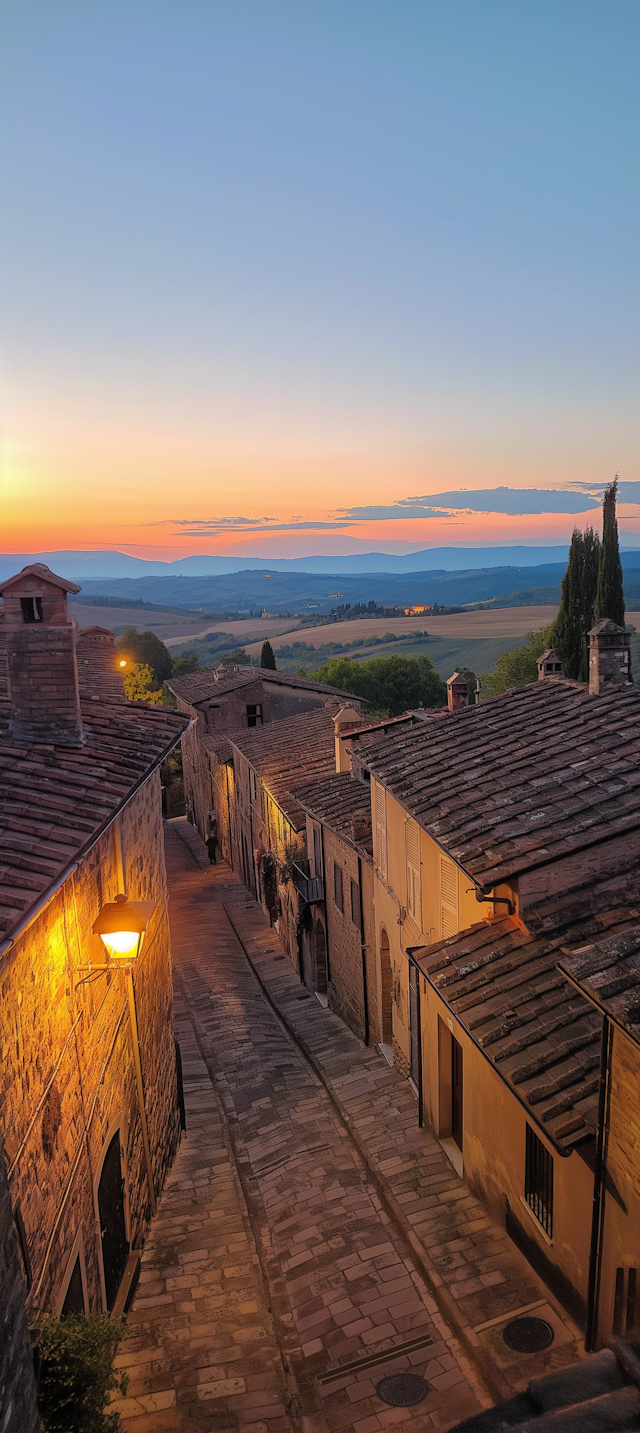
[292, 863, 325, 903]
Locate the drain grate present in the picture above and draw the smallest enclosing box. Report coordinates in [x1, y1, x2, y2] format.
[502, 1316, 554, 1353]
[317, 1331, 433, 1386]
[377, 1373, 429, 1407]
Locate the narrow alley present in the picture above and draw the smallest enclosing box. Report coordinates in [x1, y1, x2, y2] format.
[113, 821, 582, 1433]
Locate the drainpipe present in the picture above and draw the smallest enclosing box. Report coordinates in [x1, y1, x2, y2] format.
[585, 1014, 613, 1351]
[405, 945, 425, 1130]
[357, 854, 370, 1047]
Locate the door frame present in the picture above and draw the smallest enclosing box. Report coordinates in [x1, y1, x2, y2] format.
[55, 1229, 89, 1316]
[93, 1116, 130, 1314]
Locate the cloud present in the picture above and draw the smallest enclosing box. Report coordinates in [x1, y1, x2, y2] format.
[340, 487, 602, 518]
[148, 483, 625, 537]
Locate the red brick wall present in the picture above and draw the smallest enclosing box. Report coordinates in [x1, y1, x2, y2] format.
[0, 771, 180, 1316]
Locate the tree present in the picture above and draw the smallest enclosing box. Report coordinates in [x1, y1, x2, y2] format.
[117, 629, 173, 688]
[312, 653, 446, 716]
[220, 647, 251, 666]
[171, 653, 199, 676]
[260, 640, 277, 669]
[123, 662, 163, 704]
[595, 477, 625, 626]
[479, 625, 555, 698]
[552, 527, 600, 681]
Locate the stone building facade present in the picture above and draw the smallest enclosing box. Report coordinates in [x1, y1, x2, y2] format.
[167, 664, 360, 846]
[0, 564, 188, 1430]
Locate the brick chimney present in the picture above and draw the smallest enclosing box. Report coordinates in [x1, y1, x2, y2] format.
[588, 619, 631, 695]
[333, 703, 366, 772]
[537, 648, 563, 680]
[0, 564, 84, 744]
[77, 626, 126, 703]
[446, 672, 468, 712]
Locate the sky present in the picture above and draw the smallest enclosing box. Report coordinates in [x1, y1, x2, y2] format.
[1, 1, 639, 559]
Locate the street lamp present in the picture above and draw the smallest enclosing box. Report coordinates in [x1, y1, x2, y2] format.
[90, 895, 158, 1216]
[92, 893, 153, 961]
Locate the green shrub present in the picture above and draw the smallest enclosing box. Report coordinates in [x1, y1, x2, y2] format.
[32, 1314, 129, 1433]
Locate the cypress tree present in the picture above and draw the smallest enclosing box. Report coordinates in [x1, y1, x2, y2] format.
[553, 527, 600, 681]
[260, 640, 277, 669]
[595, 477, 625, 627]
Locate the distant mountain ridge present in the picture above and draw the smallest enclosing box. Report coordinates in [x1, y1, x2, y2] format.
[0, 544, 585, 581]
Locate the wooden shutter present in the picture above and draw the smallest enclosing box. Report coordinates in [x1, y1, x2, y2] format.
[440, 856, 459, 938]
[334, 861, 343, 912]
[375, 784, 387, 880]
[405, 819, 421, 923]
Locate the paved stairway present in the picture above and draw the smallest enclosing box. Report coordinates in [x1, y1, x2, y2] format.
[114, 822, 582, 1433]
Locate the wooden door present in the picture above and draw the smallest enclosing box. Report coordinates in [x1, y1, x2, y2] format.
[451, 1036, 463, 1150]
[98, 1131, 129, 1311]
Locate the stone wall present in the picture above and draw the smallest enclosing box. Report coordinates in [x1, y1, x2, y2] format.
[0, 1136, 39, 1433]
[0, 770, 180, 1317]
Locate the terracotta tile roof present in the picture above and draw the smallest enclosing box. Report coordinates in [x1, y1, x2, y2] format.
[0, 697, 189, 942]
[288, 772, 373, 857]
[228, 707, 337, 829]
[414, 916, 603, 1152]
[168, 666, 360, 706]
[559, 927, 640, 1045]
[358, 679, 640, 891]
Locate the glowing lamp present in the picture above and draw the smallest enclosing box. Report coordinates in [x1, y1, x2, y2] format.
[119, 659, 127, 668]
[92, 894, 154, 962]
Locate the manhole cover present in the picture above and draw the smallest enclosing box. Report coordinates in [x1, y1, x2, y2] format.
[502, 1316, 554, 1353]
[376, 1373, 429, 1407]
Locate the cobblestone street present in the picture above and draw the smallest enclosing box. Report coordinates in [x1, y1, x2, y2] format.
[114, 820, 583, 1432]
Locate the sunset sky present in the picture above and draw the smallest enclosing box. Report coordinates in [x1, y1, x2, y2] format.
[2, 2, 639, 559]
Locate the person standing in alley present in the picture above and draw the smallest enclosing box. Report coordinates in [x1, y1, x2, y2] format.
[206, 827, 219, 864]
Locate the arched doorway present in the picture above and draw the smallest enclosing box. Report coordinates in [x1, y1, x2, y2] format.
[97, 1130, 129, 1312]
[315, 921, 328, 993]
[380, 927, 392, 1046]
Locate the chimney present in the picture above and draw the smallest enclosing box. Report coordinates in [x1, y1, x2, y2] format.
[588, 619, 631, 695]
[77, 626, 126, 703]
[333, 703, 366, 772]
[446, 672, 468, 712]
[350, 812, 371, 844]
[0, 564, 84, 745]
[537, 648, 564, 680]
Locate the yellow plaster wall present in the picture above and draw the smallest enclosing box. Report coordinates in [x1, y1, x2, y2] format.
[597, 1026, 640, 1342]
[420, 980, 592, 1325]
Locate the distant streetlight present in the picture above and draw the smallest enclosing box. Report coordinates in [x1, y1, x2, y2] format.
[119, 659, 127, 668]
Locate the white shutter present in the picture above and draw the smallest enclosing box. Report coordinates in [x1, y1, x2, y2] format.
[405, 819, 421, 922]
[375, 784, 387, 880]
[440, 856, 459, 938]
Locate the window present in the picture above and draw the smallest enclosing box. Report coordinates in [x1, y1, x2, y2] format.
[334, 861, 343, 912]
[525, 1124, 553, 1238]
[406, 820, 421, 923]
[20, 596, 43, 624]
[440, 857, 459, 938]
[247, 703, 263, 728]
[350, 879, 361, 931]
[313, 826, 322, 878]
[375, 784, 387, 880]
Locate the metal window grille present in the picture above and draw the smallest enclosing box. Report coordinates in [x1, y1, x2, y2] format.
[334, 861, 343, 912]
[525, 1124, 553, 1237]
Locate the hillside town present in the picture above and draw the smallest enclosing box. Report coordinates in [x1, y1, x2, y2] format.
[2, 552, 640, 1433]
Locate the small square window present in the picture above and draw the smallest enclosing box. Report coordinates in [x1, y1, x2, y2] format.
[247, 703, 263, 728]
[20, 596, 43, 624]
